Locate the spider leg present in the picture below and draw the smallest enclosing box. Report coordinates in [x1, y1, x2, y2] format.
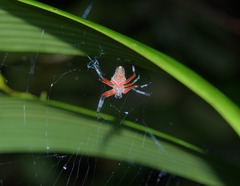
[87, 46, 105, 79]
[132, 65, 136, 75]
[97, 89, 115, 119]
[123, 82, 151, 96]
[132, 88, 151, 96]
[123, 85, 137, 94]
[87, 57, 114, 87]
[136, 81, 152, 88]
[124, 65, 137, 84]
[87, 56, 104, 79]
[124, 74, 136, 84]
[124, 75, 140, 87]
[125, 66, 151, 88]
[97, 95, 105, 119]
[101, 78, 113, 87]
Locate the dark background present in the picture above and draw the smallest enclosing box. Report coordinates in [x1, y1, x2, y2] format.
[1, 0, 240, 185]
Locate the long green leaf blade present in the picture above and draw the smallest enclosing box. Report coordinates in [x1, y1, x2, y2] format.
[0, 96, 238, 186]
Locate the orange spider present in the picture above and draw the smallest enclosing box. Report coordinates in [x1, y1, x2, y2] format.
[96, 65, 151, 118]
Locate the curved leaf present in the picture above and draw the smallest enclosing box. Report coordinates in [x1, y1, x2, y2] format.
[0, 96, 238, 186]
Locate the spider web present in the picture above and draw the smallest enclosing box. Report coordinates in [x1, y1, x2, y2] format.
[0, 9, 223, 184]
[1, 1, 232, 186]
[1, 11, 237, 186]
[0, 43, 184, 185]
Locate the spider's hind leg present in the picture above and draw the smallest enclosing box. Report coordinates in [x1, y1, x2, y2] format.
[138, 81, 152, 88]
[132, 81, 152, 96]
[132, 88, 151, 96]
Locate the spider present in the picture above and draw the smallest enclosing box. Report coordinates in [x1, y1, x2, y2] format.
[95, 65, 151, 118]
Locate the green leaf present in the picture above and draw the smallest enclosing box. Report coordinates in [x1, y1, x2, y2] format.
[0, 96, 238, 186]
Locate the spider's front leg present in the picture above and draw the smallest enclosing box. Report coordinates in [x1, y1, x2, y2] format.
[87, 56, 104, 79]
[87, 57, 114, 87]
